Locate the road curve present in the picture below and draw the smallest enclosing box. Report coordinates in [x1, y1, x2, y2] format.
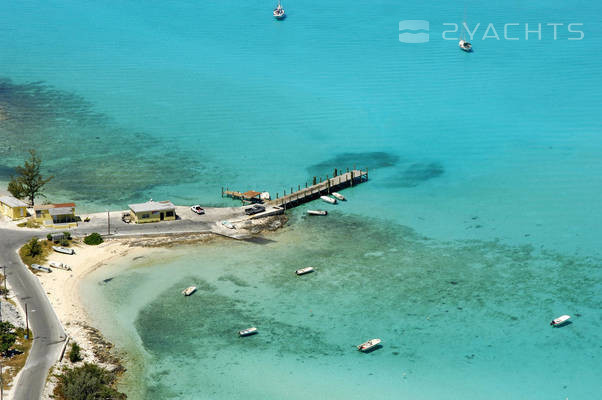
[1, 229, 66, 400]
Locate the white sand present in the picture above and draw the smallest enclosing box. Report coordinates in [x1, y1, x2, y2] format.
[35, 239, 150, 399]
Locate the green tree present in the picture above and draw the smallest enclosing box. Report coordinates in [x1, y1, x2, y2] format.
[84, 233, 103, 245]
[0, 321, 17, 355]
[25, 237, 42, 257]
[8, 149, 54, 206]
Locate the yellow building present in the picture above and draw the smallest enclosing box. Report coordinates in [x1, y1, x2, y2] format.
[129, 200, 176, 223]
[0, 196, 28, 220]
[33, 203, 77, 228]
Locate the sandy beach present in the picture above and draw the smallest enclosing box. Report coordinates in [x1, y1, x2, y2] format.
[34, 238, 150, 399]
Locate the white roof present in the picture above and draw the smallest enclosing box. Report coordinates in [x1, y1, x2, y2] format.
[49, 207, 74, 216]
[0, 196, 28, 208]
[129, 200, 175, 213]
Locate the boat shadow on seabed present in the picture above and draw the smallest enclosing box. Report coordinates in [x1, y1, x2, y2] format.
[551, 320, 572, 328]
[359, 344, 383, 353]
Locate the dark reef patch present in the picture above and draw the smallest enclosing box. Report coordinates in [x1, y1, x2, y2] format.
[0, 77, 211, 204]
[306, 151, 399, 176]
[392, 161, 444, 187]
[0, 164, 15, 179]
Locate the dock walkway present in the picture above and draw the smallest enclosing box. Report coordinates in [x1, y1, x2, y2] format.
[268, 169, 368, 209]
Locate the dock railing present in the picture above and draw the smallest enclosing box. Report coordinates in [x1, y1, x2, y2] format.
[222, 168, 368, 210]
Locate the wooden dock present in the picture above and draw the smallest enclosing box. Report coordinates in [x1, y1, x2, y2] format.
[269, 169, 368, 209]
[222, 168, 368, 210]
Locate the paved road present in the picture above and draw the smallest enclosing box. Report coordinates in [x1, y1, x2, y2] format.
[1, 228, 66, 400]
[0, 204, 281, 399]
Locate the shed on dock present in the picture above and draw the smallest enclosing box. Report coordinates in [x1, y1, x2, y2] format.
[129, 200, 176, 224]
[223, 189, 264, 203]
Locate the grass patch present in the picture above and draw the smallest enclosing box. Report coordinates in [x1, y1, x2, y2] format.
[1, 328, 32, 393]
[19, 238, 53, 267]
[16, 219, 41, 228]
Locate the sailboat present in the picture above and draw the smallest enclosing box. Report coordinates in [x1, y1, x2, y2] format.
[459, 14, 472, 52]
[273, 0, 285, 19]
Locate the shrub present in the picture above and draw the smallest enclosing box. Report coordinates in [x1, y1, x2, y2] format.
[69, 342, 83, 363]
[63, 231, 72, 240]
[54, 363, 126, 400]
[47, 233, 53, 241]
[83, 233, 103, 246]
[25, 238, 42, 257]
[60, 239, 70, 247]
[0, 321, 17, 356]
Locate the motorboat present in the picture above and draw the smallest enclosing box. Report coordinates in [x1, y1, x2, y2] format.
[332, 192, 346, 201]
[191, 205, 205, 215]
[550, 315, 570, 326]
[182, 286, 197, 296]
[239, 327, 258, 337]
[221, 221, 235, 229]
[31, 264, 52, 273]
[296, 267, 314, 275]
[49, 261, 72, 271]
[357, 338, 381, 352]
[307, 210, 327, 216]
[459, 39, 472, 52]
[260, 192, 271, 201]
[52, 246, 75, 255]
[320, 195, 337, 204]
[273, 0, 285, 19]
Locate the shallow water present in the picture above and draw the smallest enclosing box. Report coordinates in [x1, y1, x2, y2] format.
[3, 0, 602, 398]
[82, 212, 602, 399]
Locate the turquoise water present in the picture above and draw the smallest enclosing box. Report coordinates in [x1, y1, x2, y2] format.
[2, 0, 602, 398]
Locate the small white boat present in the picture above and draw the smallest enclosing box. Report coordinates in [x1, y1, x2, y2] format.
[52, 246, 75, 255]
[550, 315, 570, 326]
[221, 221, 235, 229]
[357, 338, 381, 352]
[239, 327, 258, 337]
[273, 0, 285, 19]
[459, 39, 472, 52]
[307, 210, 327, 216]
[320, 195, 337, 204]
[332, 192, 346, 201]
[182, 286, 197, 296]
[31, 264, 52, 273]
[49, 261, 72, 271]
[296, 267, 314, 275]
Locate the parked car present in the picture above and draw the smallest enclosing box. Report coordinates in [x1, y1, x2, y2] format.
[191, 205, 205, 215]
[244, 204, 265, 215]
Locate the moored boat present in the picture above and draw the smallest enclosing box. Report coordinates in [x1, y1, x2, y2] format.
[273, 0, 285, 19]
[320, 195, 337, 204]
[221, 221, 235, 229]
[182, 286, 197, 296]
[459, 39, 472, 52]
[296, 267, 314, 275]
[31, 264, 52, 273]
[49, 261, 72, 271]
[239, 327, 258, 337]
[332, 192, 345, 201]
[307, 210, 327, 216]
[357, 338, 381, 352]
[550, 315, 570, 326]
[52, 246, 74, 255]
